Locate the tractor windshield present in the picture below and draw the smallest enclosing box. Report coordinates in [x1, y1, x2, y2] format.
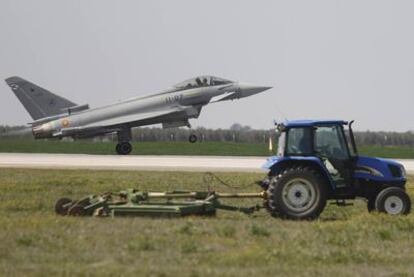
[285, 127, 313, 156]
[314, 125, 349, 159]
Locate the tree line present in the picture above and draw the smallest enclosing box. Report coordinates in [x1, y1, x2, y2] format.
[1, 124, 413, 146]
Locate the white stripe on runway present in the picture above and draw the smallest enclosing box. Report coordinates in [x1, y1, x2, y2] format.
[0, 153, 413, 174]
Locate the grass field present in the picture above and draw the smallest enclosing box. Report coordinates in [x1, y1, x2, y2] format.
[0, 168, 413, 276]
[0, 139, 413, 158]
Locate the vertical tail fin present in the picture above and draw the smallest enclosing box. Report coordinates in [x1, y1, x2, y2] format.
[5, 76, 77, 120]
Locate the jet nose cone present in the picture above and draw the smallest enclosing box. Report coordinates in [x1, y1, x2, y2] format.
[238, 83, 272, 98]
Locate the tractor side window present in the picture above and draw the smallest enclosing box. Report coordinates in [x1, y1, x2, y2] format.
[286, 128, 313, 155]
[315, 126, 349, 159]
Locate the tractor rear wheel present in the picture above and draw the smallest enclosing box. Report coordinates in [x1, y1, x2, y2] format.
[266, 167, 327, 220]
[375, 187, 411, 215]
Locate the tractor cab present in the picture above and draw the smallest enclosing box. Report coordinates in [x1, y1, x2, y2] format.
[277, 120, 357, 187]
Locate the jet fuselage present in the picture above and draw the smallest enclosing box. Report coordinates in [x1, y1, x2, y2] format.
[6, 75, 271, 154]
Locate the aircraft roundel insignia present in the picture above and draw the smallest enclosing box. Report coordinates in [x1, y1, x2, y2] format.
[62, 119, 70, 127]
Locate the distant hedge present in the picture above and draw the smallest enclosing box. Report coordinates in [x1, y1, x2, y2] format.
[1, 124, 413, 146]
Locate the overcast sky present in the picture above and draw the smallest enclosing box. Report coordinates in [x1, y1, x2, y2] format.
[0, 0, 413, 131]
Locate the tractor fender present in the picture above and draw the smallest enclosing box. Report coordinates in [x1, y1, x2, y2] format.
[262, 156, 336, 190]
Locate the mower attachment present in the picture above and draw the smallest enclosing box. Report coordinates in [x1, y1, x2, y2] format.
[55, 189, 265, 217]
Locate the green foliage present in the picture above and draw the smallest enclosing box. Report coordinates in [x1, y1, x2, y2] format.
[2, 125, 414, 146]
[0, 139, 271, 156]
[358, 145, 414, 159]
[0, 139, 413, 158]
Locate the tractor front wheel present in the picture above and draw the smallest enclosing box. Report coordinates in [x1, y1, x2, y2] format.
[266, 167, 328, 220]
[375, 187, 411, 215]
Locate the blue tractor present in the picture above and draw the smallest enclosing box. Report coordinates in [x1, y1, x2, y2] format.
[261, 120, 411, 220]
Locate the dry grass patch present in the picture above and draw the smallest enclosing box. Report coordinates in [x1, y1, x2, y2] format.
[0, 169, 413, 276]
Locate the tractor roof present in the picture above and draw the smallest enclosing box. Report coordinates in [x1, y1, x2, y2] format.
[283, 120, 348, 128]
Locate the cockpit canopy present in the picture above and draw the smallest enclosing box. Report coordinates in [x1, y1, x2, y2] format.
[174, 76, 233, 89]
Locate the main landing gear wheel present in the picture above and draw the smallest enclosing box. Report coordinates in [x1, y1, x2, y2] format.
[375, 187, 411, 215]
[188, 134, 198, 143]
[266, 167, 327, 220]
[116, 142, 132, 155]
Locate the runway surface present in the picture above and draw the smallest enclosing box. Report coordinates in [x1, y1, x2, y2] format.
[0, 153, 413, 174]
[0, 153, 267, 172]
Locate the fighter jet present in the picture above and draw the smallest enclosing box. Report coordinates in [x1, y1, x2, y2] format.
[5, 75, 271, 154]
